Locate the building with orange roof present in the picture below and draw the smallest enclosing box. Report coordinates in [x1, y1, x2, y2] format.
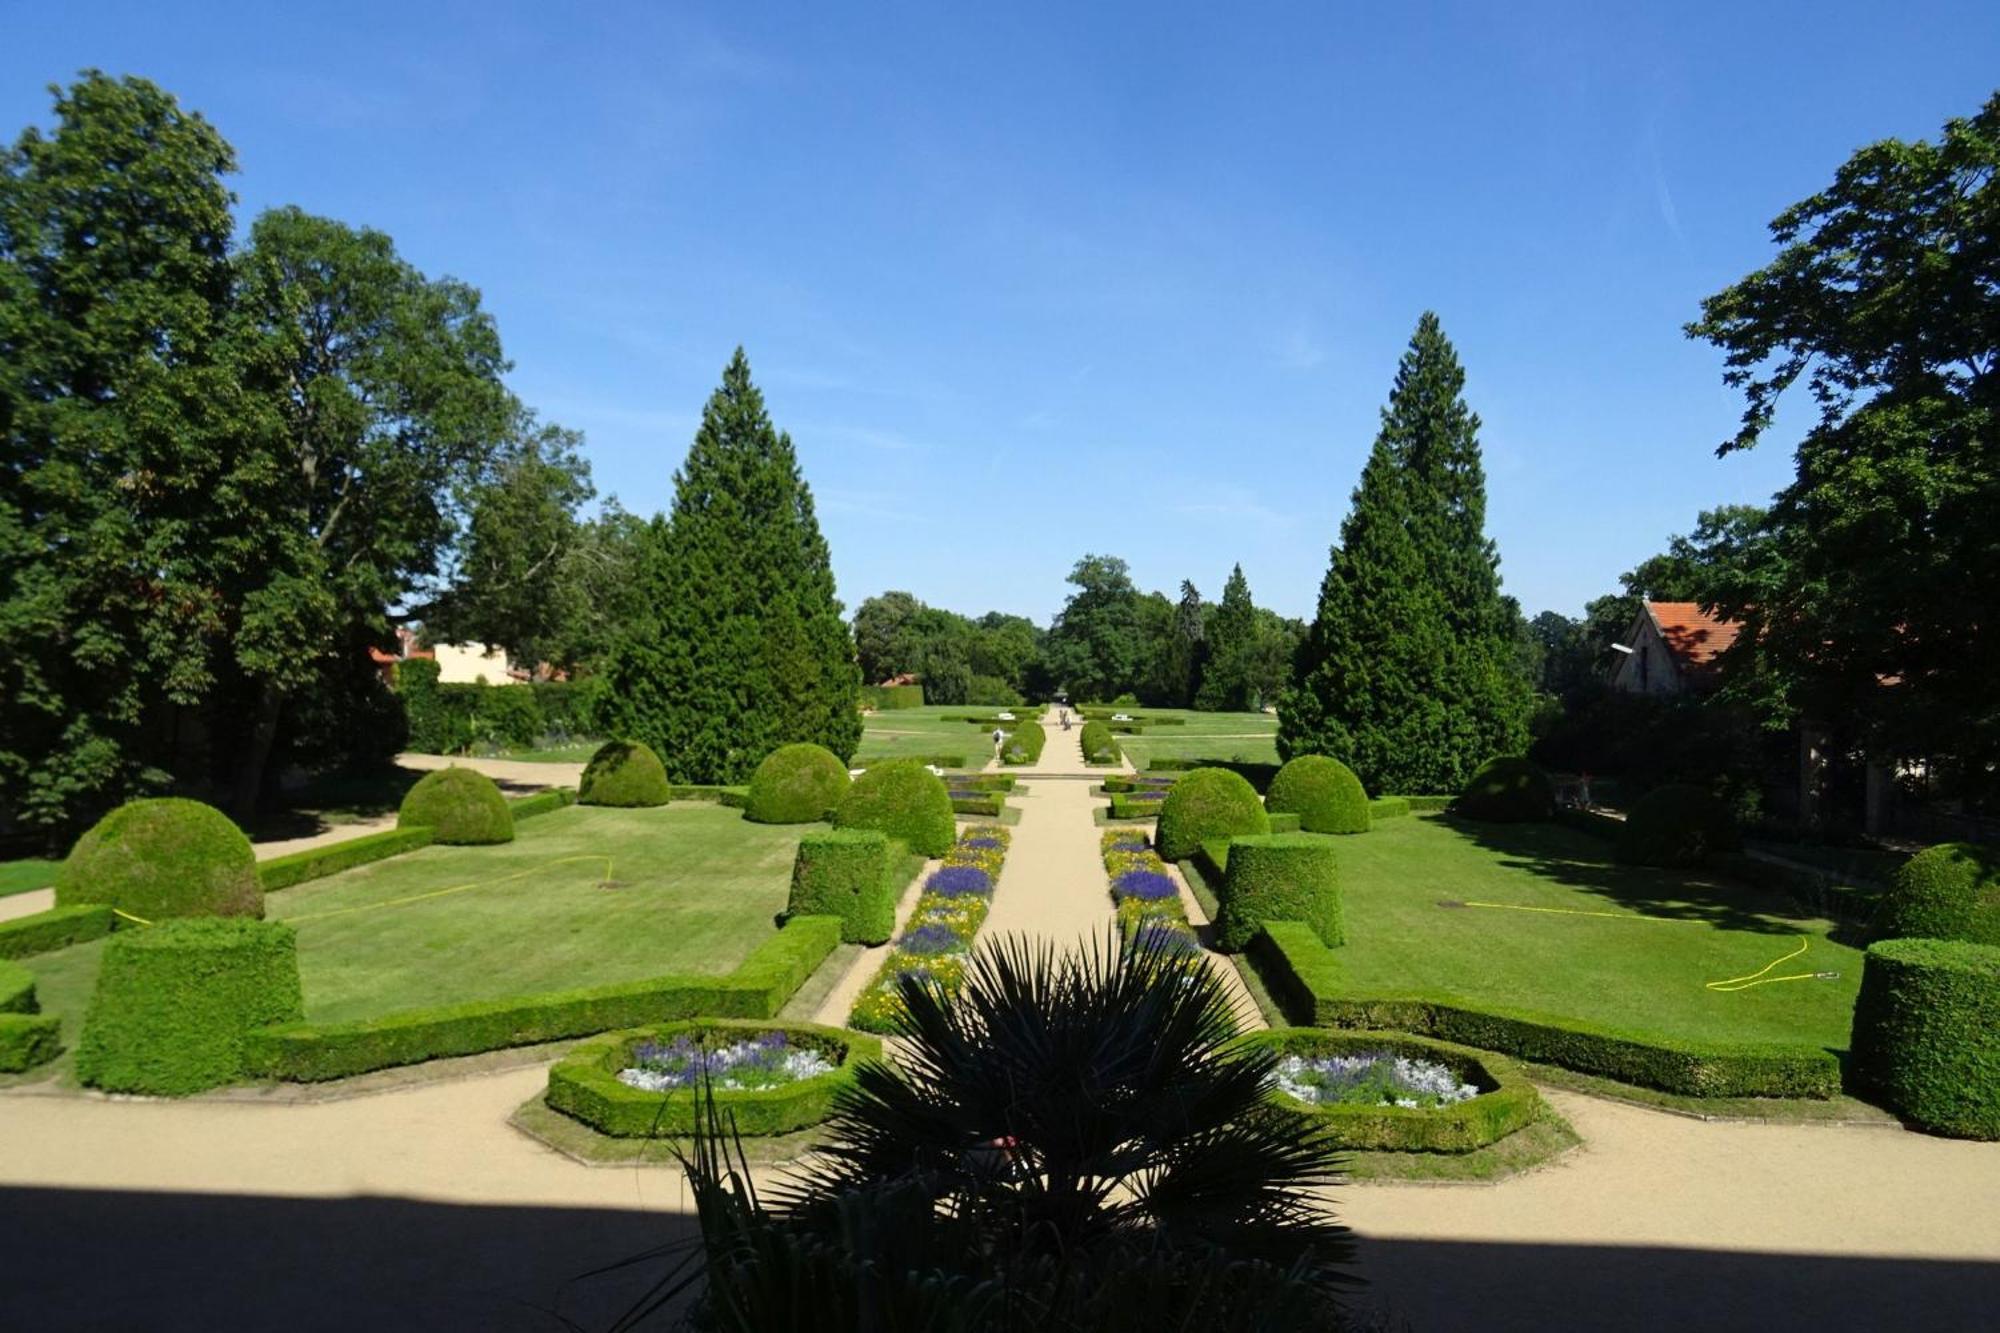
[1609, 600, 1742, 696]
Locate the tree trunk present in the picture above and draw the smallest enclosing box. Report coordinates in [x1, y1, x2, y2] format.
[232, 683, 286, 824]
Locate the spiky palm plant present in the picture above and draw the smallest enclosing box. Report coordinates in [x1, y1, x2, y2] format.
[611, 932, 1357, 1331]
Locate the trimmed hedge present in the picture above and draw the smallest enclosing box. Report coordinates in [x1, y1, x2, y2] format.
[397, 767, 514, 844]
[1106, 792, 1167, 821]
[1079, 720, 1122, 765]
[1617, 783, 1743, 868]
[1216, 834, 1342, 952]
[1266, 811, 1303, 834]
[244, 915, 842, 1082]
[0, 958, 34, 1012]
[1248, 1028, 1542, 1152]
[746, 743, 851, 824]
[0, 1013, 61, 1072]
[1249, 922, 1840, 1099]
[834, 760, 955, 857]
[1875, 842, 2000, 947]
[258, 827, 436, 893]
[579, 740, 672, 807]
[861, 684, 925, 710]
[77, 919, 304, 1095]
[0, 903, 117, 959]
[547, 1019, 880, 1137]
[788, 830, 901, 944]
[1265, 755, 1370, 835]
[1000, 721, 1047, 767]
[949, 774, 1018, 792]
[1456, 756, 1555, 823]
[1403, 795, 1454, 813]
[1366, 797, 1411, 821]
[1851, 937, 2000, 1139]
[1147, 756, 1281, 791]
[509, 787, 577, 820]
[58, 798, 262, 922]
[1102, 775, 1176, 794]
[949, 792, 1007, 818]
[1156, 767, 1270, 861]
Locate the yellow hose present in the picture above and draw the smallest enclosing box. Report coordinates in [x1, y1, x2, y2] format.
[1450, 900, 1832, 992]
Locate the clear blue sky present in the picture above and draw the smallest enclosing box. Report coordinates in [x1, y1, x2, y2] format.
[7, 2, 1998, 624]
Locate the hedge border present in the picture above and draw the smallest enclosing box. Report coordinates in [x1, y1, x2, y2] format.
[0, 1013, 61, 1072]
[0, 958, 35, 1013]
[244, 915, 843, 1082]
[1367, 797, 1411, 820]
[510, 787, 578, 820]
[546, 1018, 883, 1137]
[950, 793, 1008, 818]
[0, 903, 117, 959]
[257, 827, 437, 893]
[1248, 921, 1840, 1099]
[1245, 1027, 1542, 1152]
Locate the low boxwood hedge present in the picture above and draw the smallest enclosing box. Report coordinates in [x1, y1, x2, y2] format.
[0, 1013, 61, 1072]
[546, 1019, 881, 1137]
[244, 916, 842, 1082]
[1249, 922, 1840, 1099]
[1366, 797, 1411, 821]
[1216, 834, 1342, 952]
[509, 788, 576, 820]
[1455, 757, 1556, 823]
[1266, 811, 1303, 834]
[1246, 1028, 1542, 1152]
[1079, 720, 1122, 765]
[258, 827, 436, 893]
[77, 918, 304, 1095]
[1873, 843, 2000, 947]
[579, 740, 673, 808]
[1147, 756, 1281, 791]
[0, 958, 35, 1013]
[1851, 937, 2000, 1139]
[1106, 792, 1167, 821]
[1102, 775, 1176, 794]
[0, 903, 117, 959]
[951, 774, 1018, 792]
[1264, 756, 1370, 835]
[58, 797, 262, 921]
[788, 830, 902, 944]
[1617, 783, 1743, 868]
[949, 792, 1007, 818]
[834, 760, 955, 857]
[1403, 795, 1454, 813]
[746, 743, 852, 824]
[397, 767, 514, 845]
[1156, 767, 1270, 861]
[1000, 721, 1047, 766]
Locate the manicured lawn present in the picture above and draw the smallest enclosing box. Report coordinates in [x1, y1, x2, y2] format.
[1113, 709, 1278, 767]
[0, 858, 58, 898]
[856, 705, 1023, 767]
[1320, 816, 1864, 1048]
[12, 803, 811, 1072]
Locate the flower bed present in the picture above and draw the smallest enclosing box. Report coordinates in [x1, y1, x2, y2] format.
[547, 1018, 879, 1137]
[1246, 1028, 1542, 1152]
[849, 825, 1012, 1033]
[1100, 828, 1200, 954]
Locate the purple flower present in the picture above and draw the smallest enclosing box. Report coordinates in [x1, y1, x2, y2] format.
[1112, 869, 1179, 902]
[962, 836, 1003, 849]
[1108, 837, 1148, 851]
[900, 923, 962, 955]
[927, 865, 992, 897]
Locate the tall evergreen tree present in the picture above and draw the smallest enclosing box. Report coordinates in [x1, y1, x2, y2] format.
[1167, 579, 1206, 706]
[1195, 564, 1260, 710]
[599, 349, 860, 781]
[1281, 314, 1528, 791]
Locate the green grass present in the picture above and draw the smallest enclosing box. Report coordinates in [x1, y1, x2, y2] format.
[1213, 814, 1866, 1051]
[0, 858, 58, 899]
[855, 705, 1025, 766]
[1113, 709, 1278, 767]
[9, 803, 812, 1081]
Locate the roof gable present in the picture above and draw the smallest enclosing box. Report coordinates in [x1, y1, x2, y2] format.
[1645, 601, 1741, 674]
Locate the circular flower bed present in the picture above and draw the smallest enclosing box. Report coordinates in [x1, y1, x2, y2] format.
[547, 1019, 880, 1138]
[1250, 1029, 1541, 1153]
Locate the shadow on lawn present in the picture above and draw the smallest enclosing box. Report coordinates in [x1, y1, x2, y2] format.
[3, 1185, 1993, 1332]
[245, 764, 552, 842]
[1436, 815, 1807, 938]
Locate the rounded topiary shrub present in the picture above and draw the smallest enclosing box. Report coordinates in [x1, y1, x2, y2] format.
[1875, 843, 2000, 946]
[1851, 937, 2000, 1140]
[1616, 783, 1743, 868]
[396, 766, 514, 844]
[746, 743, 852, 825]
[1455, 756, 1555, 823]
[833, 759, 955, 858]
[1155, 767, 1270, 863]
[1264, 755, 1370, 835]
[75, 918, 304, 1096]
[578, 739, 672, 807]
[57, 797, 261, 921]
[789, 828, 898, 944]
[1079, 720, 1121, 765]
[1215, 833, 1342, 952]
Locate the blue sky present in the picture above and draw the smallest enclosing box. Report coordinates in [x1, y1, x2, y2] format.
[7, 2, 1998, 624]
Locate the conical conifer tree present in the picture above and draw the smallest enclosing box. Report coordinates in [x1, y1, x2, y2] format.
[1280, 314, 1528, 792]
[600, 349, 861, 781]
[1195, 564, 1259, 711]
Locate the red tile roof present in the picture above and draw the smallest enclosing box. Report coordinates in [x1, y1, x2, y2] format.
[1646, 601, 1741, 673]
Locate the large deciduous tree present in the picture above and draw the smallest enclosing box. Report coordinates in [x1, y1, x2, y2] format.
[1042, 555, 1149, 702]
[1281, 313, 1529, 791]
[1688, 93, 1999, 794]
[599, 349, 860, 780]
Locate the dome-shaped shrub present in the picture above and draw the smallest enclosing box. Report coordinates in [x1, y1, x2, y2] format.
[747, 743, 852, 824]
[57, 798, 261, 921]
[1264, 755, 1370, 835]
[1455, 756, 1555, 823]
[397, 767, 514, 845]
[578, 739, 672, 807]
[1156, 767, 1270, 862]
[833, 759, 955, 857]
[1616, 783, 1742, 868]
[1851, 937, 2000, 1139]
[1875, 843, 2000, 946]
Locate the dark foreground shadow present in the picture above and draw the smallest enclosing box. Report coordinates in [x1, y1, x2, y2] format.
[2, 1186, 1994, 1331]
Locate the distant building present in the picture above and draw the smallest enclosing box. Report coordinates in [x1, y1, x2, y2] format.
[1610, 600, 1741, 696]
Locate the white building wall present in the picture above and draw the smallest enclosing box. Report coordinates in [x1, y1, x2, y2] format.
[431, 643, 518, 685]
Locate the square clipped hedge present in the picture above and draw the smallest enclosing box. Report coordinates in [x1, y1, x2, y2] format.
[1215, 833, 1342, 952]
[788, 830, 902, 944]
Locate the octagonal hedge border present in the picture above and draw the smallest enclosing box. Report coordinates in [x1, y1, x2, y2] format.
[1243, 1027, 1542, 1153]
[546, 1017, 881, 1137]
